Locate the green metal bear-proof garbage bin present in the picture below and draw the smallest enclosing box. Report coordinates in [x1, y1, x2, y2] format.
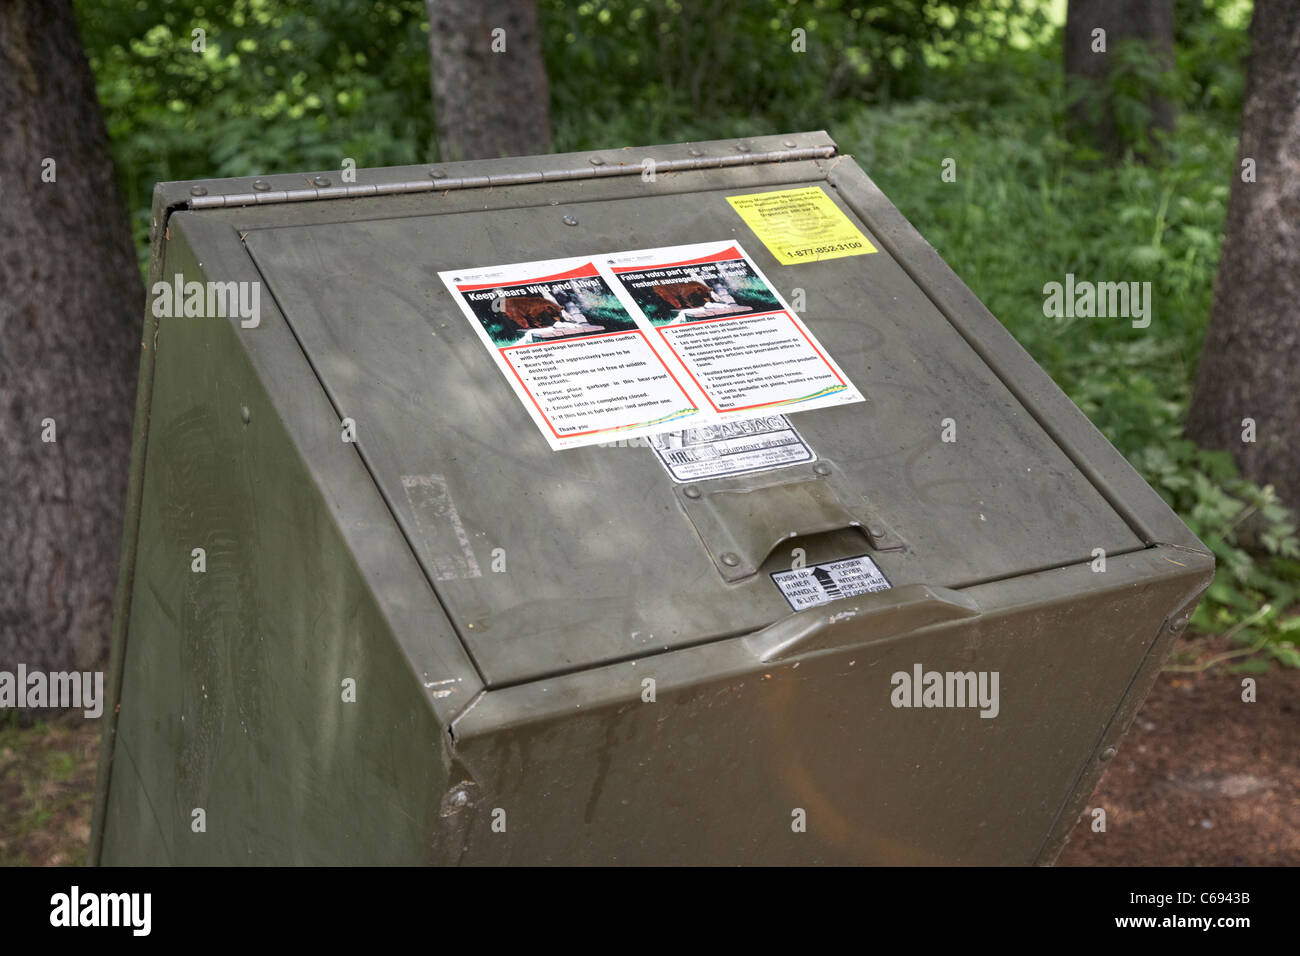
[92, 131, 1213, 865]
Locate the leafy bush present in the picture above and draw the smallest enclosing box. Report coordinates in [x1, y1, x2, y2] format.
[77, 0, 437, 267]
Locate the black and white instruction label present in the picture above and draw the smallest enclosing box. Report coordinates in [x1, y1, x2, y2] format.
[771, 554, 892, 611]
[648, 415, 815, 482]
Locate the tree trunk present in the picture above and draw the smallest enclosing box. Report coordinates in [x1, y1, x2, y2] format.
[0, 0, 142, 675]
[425, 0, 551, 162]
[1186, 0, 1300, 508]
[1064, 0, 1175, 156]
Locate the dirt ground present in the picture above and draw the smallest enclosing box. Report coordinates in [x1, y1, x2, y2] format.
[0, 715, 98, 866]
[2, 635, 1295, 866]
[1058, 635, 1299, 866]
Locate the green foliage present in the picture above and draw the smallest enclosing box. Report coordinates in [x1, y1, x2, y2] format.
[77, 0, 1059, 265]
[76, 0, 1293, 665]
[829, 16, 1295, 666]
[544, 0, 1056, 146]
[76, 0, 437, 268]
[1105, 37, 1179, 154]
[1175, 0, 1251, 113]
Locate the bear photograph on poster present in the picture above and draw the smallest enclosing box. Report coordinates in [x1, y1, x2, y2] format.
[615, 256, 783, 326]
[457, 273, 637, 346]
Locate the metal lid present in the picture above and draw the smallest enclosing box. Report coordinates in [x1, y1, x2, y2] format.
[233, 141, 1143, 685]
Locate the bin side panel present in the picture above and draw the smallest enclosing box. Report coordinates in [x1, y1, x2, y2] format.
[98, 235, 449, 864]
[446, 554, 1206, 864]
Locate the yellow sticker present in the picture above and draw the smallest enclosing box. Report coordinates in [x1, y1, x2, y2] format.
[726, 186, 877, 265]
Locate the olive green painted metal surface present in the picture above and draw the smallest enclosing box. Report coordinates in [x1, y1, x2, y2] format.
[239, 182, 1144, 685]
[93, 132, 1212, 865]
[449, 551, 1203, 864]
[95, 218, 477, 864]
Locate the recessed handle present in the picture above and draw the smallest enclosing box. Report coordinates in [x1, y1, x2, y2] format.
[674, 462, 901, 581]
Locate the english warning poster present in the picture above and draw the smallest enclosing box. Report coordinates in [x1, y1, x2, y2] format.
[438, 242, 863, 450]
[604, 242, 864, 418]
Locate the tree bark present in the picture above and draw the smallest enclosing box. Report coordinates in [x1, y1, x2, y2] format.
[1186, 0, 1300, 507]
[1064, 0, 1175, 156]
[0, 0, 142, 674]
[425, 0, 551, 162]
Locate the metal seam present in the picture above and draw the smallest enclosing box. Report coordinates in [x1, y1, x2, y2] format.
[184, 146, 837, 209]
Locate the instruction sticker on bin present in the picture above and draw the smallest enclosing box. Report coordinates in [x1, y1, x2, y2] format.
[440, 241, 863, 450]
[648, 415, 814, 483]
[771, 554, 892, 611]
[726, 186, 877, 264]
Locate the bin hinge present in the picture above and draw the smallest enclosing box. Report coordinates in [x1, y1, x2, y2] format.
[183, 144, 838, 210]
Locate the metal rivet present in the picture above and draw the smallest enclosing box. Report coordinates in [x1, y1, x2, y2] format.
[812, 461, 831, 476]
[868, 525, 886, 539]
[429, 169, 446, 179]
[688, 148, 702, 157]
[312, 175, 331, 187]
[735, 143, 750, 152]
[252, 179, 270, 191]
[683, 486, 701, 499]
[589, 156, 605, 166]
[451, 789, 469, 807]
[1101, 747, 1117, 761]
[240, 406, 251, 424]
[720, 553, 740, 567]
[1170, 616, 1188, 632]
[562, 215, 578, 226]
[783, 140, 797, 148]
[189, 185, 207, 197]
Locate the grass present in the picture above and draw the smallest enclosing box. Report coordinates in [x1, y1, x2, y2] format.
[0, 714, 101, 867]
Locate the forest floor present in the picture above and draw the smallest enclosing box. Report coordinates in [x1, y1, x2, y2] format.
[1, 635, 1295, 865]
[0, 713, 98, 866]
[1058, 635, 1299, 866]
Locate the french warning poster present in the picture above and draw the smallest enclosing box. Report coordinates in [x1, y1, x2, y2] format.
[604, 242, 863, 417]
[438, 242, 863, 450]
